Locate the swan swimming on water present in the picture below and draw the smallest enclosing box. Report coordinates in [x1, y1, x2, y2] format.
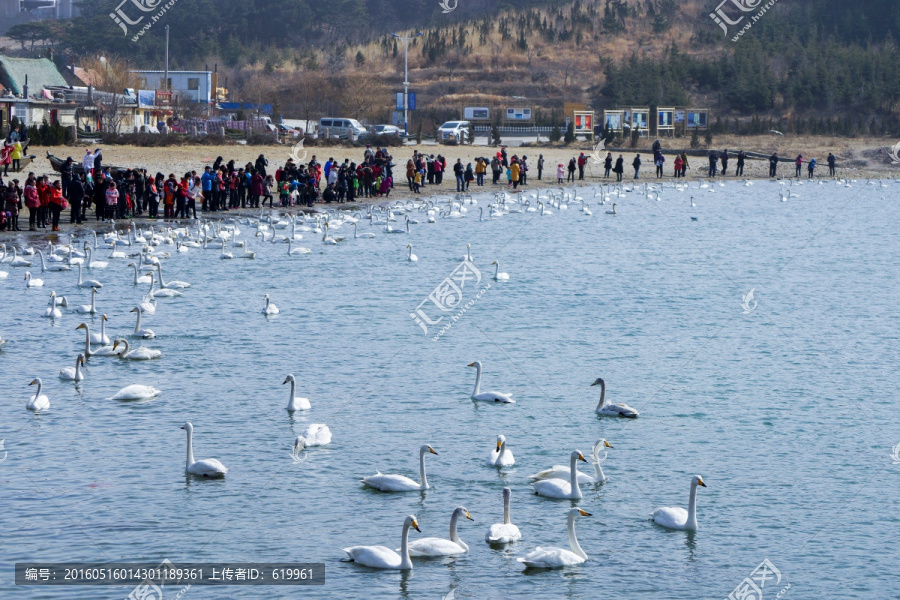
[76, 322, 117, 357]
[283, 374, 311, 411]
[111, 384, 160, 400]
[529, 439, 611, 484]
[130, 307, 155, 339]
[59, 354, 86, 381]
[112, 338, 162, 360]
[517, 508, 592, 568]
[487, 434, 515, 467]
[532, 451, 587, 499]
[76, 263, 102, 288]
[263, 294, 279, 315]
[491, 261, 509, 281]
[26, 378, 50, 412]
[362, 445, 439, 492]
[24, 272, 43, 288]
[293, 424, 332, 455]
[181, 422, 228, 478]
[343, 515, 420, 570]
[651, 475, 706, 531]
[406, 507, 473, 557]
[406, 244, 418, 262]
[90, 314, 111, 345]
[467, 361, 514, 403]
[76, 287, 99, 314]
[592, 377, 640, 418]
[43, 291, 62, 318]
[485, 487, 522, 544]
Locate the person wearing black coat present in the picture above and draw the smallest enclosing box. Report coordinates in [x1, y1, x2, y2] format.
[614, 155, 624, 182]
[255, 154, 268, 178]
[632, 154, 642, 179]
[736, 151, 746, 177]
[93, 149, 102, 174]
[67, 176, 85, 224]
[708, 150, 718, 177]
[61, 157, 74, 199]
[769, 152, 778, 177]
[604, 153, 613, 178]
[720, 149, 729, 175]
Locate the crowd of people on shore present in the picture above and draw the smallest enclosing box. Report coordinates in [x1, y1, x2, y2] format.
[0, 137, 846, 233]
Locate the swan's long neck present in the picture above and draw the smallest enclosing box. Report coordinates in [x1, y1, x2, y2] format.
[118, 339, 130, 356]
[134, 310, 142, 333]
[100, 317, 106, 339]
[90, 289, 96, 311]
[569, 453, 582, 499]
[399, 521, 413, 570]
[83, 327, 93, 355]
[39, 250, 46, 271]
[472, 364, 482, 396]
[77, 262, 83, 283]
[687, 481, 699, 530]
[503, 492, 511, 525]
[75, 357, 83, 378]
[34, 379, 43, 399]
[494, 263, 499, 278]
[185, 429, 195, 470]
[157, 265, 167, 287]
[408, 246, 413, 259]
[592, 448, 606, 482]
[288, 378, 295, 404]
[449, 510, 467, 550]
[567, 513, 587, 559]
[132, 264, 139, 284]
[418, 448, 429, 490]
[596, 380, 606, 410]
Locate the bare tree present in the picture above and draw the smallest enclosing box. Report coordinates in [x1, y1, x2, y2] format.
[561, 60, 578, 87]
[81, 55, 140, 133]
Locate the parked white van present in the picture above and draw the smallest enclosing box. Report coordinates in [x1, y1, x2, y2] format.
[318, 118, 367, 139]
[438, 120, 471, 143]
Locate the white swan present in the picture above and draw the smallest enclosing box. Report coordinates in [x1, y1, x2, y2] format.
[406, 244, 418, 262]
[130, 307, 155, 339]
[10, 248, 32, 267]
[85, 246, 108, 269]
[76, 263, 102, 288]
[532, 451, 587, 499]
[467, 361, 514, 403]
[406, 507, 473, 557]
[76, 287, 99, 314]
[517, 508, 592, 568]
[362, 445, 439, 492]
[26, 378, 50, 411]
[606, 203, 617, 215]
[491, 261, 509, 281]
[293, 424, 332, 455]
[37, 250, 69, 272]
[651, 475, 707, 531]
[263, 294, 279, 315]
[343, 515, 420, 570]
[487, 434, 515, 467]
[283, 374, 310, 411]
[592, 377, 639, 418]
[43, 291, 62, 319]
[181, 422, 228, 478]
[112, 338, 162, 360]
[287, 239, 312, 255]
[24, 272, 44, 288]
[90, 314, 111, 345]
[111, 384, 160, 400]
[529, 439, 611, 484]
[155, 264, 191, 288]
[76, 322, 116, 357]
[147, 273, 182, 298]
[353, 223, 375, 239]
[462, 243, 473, 261]
[323, 222, 341, 244]
[486, 487, 522, 544]
[59, 354, 86, 381]
[129, 263, 152, 285]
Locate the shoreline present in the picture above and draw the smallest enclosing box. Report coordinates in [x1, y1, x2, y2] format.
[0, 168, 891, 242]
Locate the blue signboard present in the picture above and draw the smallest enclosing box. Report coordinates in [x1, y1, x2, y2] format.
[408, 92, 416, 110]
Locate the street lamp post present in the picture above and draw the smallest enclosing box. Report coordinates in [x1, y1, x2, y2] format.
[391, 32, 422, 136]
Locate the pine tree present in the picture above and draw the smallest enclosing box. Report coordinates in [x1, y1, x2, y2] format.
[549, 126, 562, 142]
[355, 51, 365, 65]
[564, 121, 575, 144]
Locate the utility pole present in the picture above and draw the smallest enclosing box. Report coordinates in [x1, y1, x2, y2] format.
[164, 25, 169, 92]
[391, 32, 422, 136]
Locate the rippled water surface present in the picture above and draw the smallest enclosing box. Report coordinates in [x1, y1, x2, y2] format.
[1, 179, 898, 600]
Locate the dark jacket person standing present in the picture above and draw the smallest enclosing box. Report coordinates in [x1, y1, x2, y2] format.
[67, 175, 85, 224]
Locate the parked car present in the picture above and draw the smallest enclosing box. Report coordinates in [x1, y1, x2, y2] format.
[277, 124, 301, 137]
[139, 125, 160, 134]
[318, 117, 367, 139]
[438, 121, 471, 143]
[373, 124, 403, 136]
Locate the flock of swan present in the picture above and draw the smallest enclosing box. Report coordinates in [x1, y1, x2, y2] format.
[14, 176, 860, 583]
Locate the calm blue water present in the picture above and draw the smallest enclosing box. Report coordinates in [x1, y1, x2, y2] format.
[1, 178, 898, 600]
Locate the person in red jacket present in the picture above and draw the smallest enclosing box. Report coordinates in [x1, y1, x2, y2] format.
[251, 170, 264, 207]
[577, 152, 587, 180]
[36, 176, 51, 229]
[48, 180, 66, 231]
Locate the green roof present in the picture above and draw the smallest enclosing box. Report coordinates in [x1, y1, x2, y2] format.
[0, 55, 68, 97]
